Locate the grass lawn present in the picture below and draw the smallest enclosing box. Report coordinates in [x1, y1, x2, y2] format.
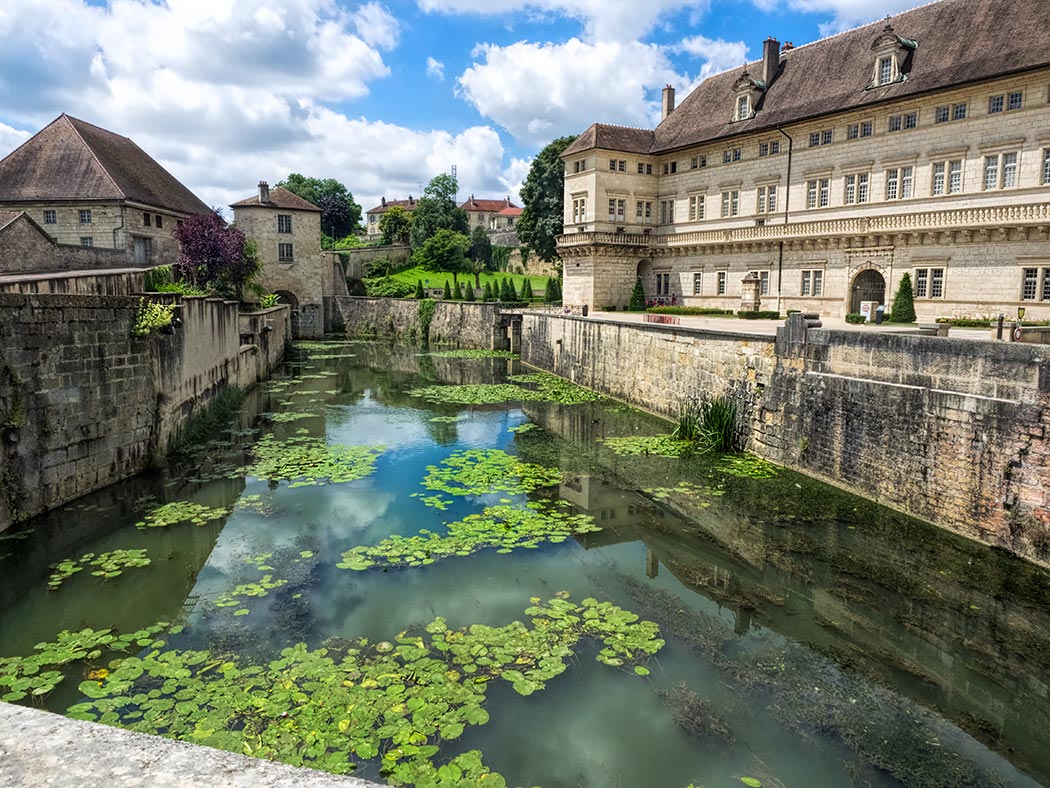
[385, 265, 552, 294]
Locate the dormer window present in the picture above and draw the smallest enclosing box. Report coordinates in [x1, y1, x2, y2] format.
[868, 24, 916, 88]
[732, 70, 764, 121]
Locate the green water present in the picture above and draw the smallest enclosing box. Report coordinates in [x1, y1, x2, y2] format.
[2, 339, 1049, 788]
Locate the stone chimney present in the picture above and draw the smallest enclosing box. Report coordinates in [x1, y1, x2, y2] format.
[661, 85, 676, 120]
[381, 196, 386, 207]
[762, 38, 780, 88]
[258, 181, 269, 204]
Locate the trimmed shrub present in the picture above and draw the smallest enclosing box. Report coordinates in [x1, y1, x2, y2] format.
[483, 282, 493, 301]
[463, 283, 476, 301]
[737, 310, 782, 320]
[888, 273, 916, 323]
[628, 277, 646, 311]
[647, 306, 734, 316]
[414, 279, 425, 299]
[544, 278, 558, 303]
[452, 279, 463, 300]
[845, 312, 866, 324]
[442, 280, 452, 299]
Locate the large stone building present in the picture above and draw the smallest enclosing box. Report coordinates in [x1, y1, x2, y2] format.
[231, 182, 333, 338]
[364, 196, 417, 240]
[0, 114, 210, 268]
[560, 0, 1050, 319]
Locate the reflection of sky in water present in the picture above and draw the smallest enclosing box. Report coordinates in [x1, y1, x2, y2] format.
[1, 345, 1046, 788]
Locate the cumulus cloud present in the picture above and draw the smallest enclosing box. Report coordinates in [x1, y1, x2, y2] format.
[751, 0, 920, 34]
[426, 56, 446, 80]
[0, 0, 514, 212]
[676, 35, 750, 81]
[418, 0, 709, 42]
[458, 38, 683, 145]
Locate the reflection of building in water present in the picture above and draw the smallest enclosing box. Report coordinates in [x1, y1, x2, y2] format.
[560, 474, 651, 548]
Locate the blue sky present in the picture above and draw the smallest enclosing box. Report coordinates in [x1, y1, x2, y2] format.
[0, 0, 914, 213]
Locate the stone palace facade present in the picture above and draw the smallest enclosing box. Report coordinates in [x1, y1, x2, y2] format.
[558, 0, 1050, 320]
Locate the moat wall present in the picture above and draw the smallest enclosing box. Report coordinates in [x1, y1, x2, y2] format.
[0, 293, 289, 531]
[335, 296, 518, 349]
[519, 312, 1050, 565]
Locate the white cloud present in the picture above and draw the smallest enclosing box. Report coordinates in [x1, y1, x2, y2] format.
[418, 0, 709, 42]
[458, 38, 682, 145]
[0, 0, 514, 214]
[752, 0, 919, 34]
[426, 56, 445, 80]
[676, 35, 749, 81]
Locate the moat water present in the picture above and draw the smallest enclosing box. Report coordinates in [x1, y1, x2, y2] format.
[1, 340, 1049, 788]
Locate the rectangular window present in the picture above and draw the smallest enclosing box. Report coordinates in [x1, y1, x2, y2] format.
[822, 129, 833, 145]
[984, 152, 1018, 190]
[904, 112, 917, 129]
[720, 190, 739, 217]
[885, 167, 913, 200]
[1043, 149, 1050, 185]
[574, 160, 585, 173]
[912, 267, 946, 299]
[1022, 268, 1038, 300]
[722, 148, 741, 163]
[989, 95, 1004, 114]
[844, 173, 869, 204]
[931, 162, 945, 195]
[660, 199, 675, 224]
[662, 161, 678, 175]
[801, 270, 823, 296]
[607, 199, 626, 221]
[572, 197, 587, 223]
[888, 115, 902, 132]
[878, 56, 892, 84]
[689, 155, 707, 169]
[43, 209, 56, 224]
[143, 211, 151, 227]
[688, 195, 705, 221]
[861, 121, 873, 137]
[737, 95, 750, 119]
[80, 236, 93, 247]
[277, 214, 293, 233]
[278, 243, 294, 262]
[79, 209, 91, 224]
[806, 179, 829, 209]
[813, 270, 823, 296]
[1042, 270, 1050, 302]
[717, 271, 727, 295]
[692, 272, 703, 295]
[636, 201, 653, 223]
[888, 112, 917, 132]
[756, 185, 777, 214]
[155, 215, 163, 229]
[935, 106, 949, 123]
[931, 268, 944, 299]
[609, 159, 617, 171]
[1008, 91, 1023, 110]
[809, 132, 820, 147]
[847, 124, 859, 140]
[748, 270, 770, 296]
[953, 102, 967, 120]
[618, 160, 627, 172]
[915, 268, 928, 298]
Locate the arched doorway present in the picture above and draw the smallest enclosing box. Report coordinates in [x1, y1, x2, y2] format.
[274, 290, 301, 338]
[850, 269, 886, 314]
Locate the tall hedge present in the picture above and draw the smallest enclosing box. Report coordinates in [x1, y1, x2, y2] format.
[889, 273, 916, 323]
[629, 277, 646, 311]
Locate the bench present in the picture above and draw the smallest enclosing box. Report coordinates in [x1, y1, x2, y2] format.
[917, 322, 950, 337]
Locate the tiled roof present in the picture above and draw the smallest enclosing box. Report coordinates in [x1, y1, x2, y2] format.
[366, 198, 417, 214]
[563, 0, 1050, 157]
[496, 206, 523, 217]
[460, 197, 518, 213]
[563, 123, 655, 157]
[0, 114, 210, 215]
[0, 211, 22, 232]
[230, 187, 321, 212]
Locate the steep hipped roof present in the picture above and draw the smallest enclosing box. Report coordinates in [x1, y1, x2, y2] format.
[0, 114, 210, 215]
[366, 198, 417, 215]
[496, 206, 523, 217]
[230, 186, 322, 212]
[564, 0, 1050, 157]
[460, 197, 518, 213]
[563, 123, 654, 157]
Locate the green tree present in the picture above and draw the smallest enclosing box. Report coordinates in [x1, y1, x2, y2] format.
[629, 276, 646, 311]
[889, 273, 916, 322]
[409, 173, 469, 248]
[414, 279, 425, 299]
[463, 282, 476, 301]
[483, 282, 493, 301]
[470, 226, 493, 269]
[499, 279, 511, 301]
[517, 135, 576, 262]
[452, 279, 463, 300]
[276, 174, 363, 240]
[379, 206, 413, 245]
[508, 279, 518, 301]
[443, 280, 452, 299]
[544, 277, 558, 304]
[412, 228, 471, 274]
[521, 279, 534, 300]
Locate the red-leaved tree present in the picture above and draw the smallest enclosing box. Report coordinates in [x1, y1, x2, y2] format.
[172, 211, 259, 299]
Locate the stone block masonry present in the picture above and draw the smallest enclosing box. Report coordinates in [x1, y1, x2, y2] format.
[520, 312, 1050, 567]
[0, 293, 289, 531]
[335, 296, 516, 350]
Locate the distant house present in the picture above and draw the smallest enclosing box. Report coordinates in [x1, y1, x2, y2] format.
[489, 205, 523, 246]
[0, 211, 126, 275]
[0, 114, 210, 269]
[231, 182, 331, 338]
[364, 196, 417, 240]
[460, 196, 518, 235]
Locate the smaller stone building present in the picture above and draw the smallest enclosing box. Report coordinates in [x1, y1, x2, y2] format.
[460, 196, 518, 235]
[364, 196, 417, 240]
[0, 114, 210, 268]
[232, 183, 340, 338]
[0, 211, 128, 275]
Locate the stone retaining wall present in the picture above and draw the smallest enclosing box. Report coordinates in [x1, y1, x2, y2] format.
[334, 296, 513, 349]
[0, 294, 289, 530]
[520, 312, 1050, 565]
[0, 267, 149, 296]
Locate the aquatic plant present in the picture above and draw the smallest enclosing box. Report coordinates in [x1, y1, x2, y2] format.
[239, 432, 384, 487]
[135, 501, 229, 529]
[413, 449, 561, 509]
[716, 454, 777, 479]
[671, 396, 738, 453]
[48, 549, 152, 590]
[265, 411, 318, 424]
[509, 423, 539, 434]
[600, 435, 694, 458]
[643, 481, 726, 501]
[46, 596, 661, 785]
[428, 415, 463, 423]
[506, 373, 603, 404]
[337, 503, 600, 570]
[409, 374, 600, 407]
[424, 349, 518, 360]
